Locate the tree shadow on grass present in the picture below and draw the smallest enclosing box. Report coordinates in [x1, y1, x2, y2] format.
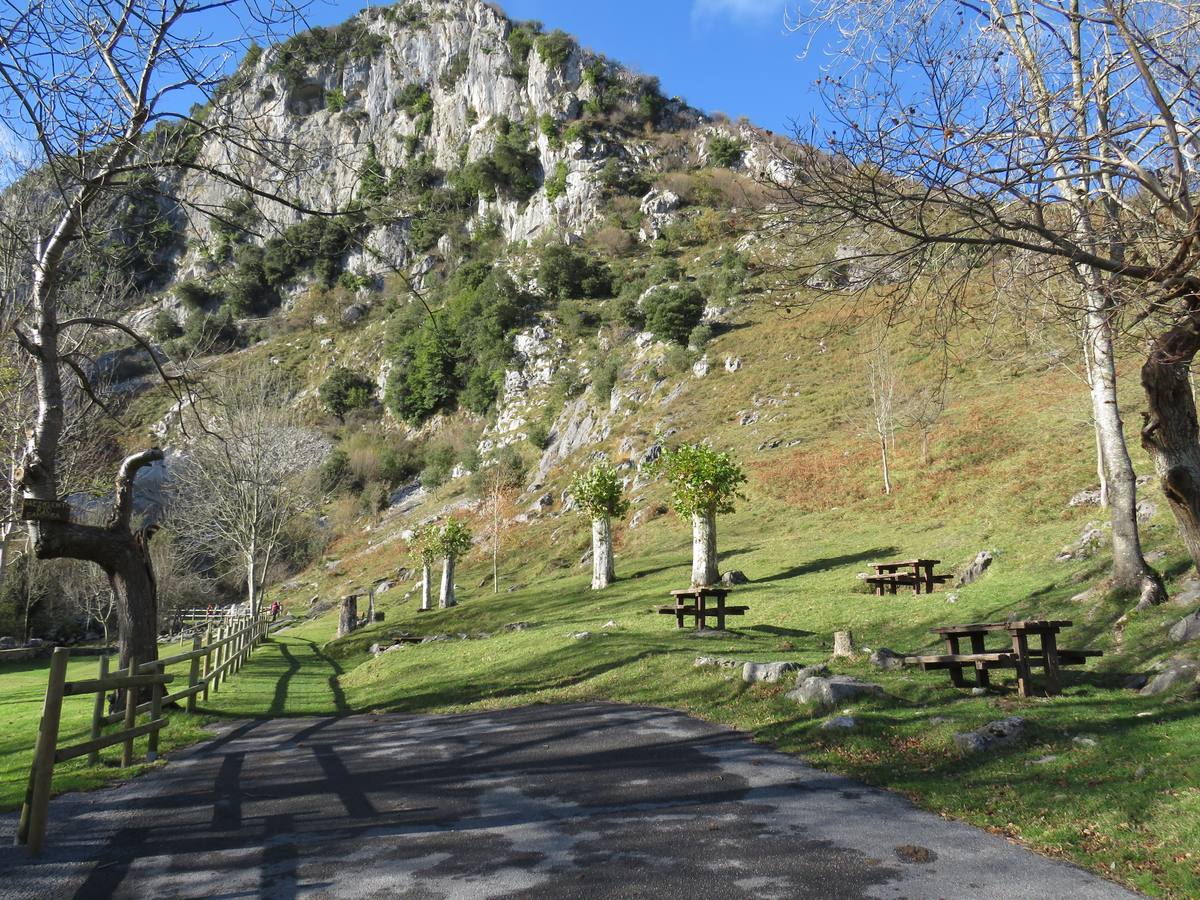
[746, 625, 817, 638]
[756, 548, 899, 584]
[268, 641, 302, 717]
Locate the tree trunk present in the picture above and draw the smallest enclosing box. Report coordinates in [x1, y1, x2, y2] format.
[1082, 286, 1163, 605]
[337, 594, 357, 638]
[439, 555, 456, 608]
[1142, 310, 1200, 578]
[879, 435, 892, 494]
[691, 510, 719, 587]
[245, 546, 258, 619]
[1094, 424, 1108, 508]
[420, 562, 432, 611]
[591, 516, 614, 590]
[29, 449, 164, 669]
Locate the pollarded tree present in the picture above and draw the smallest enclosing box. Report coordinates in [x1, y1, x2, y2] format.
[653, 443, 747, 586]
[408, 523, 441, 612]
[569, 461, 630, 589]
[435, 520, 473, 609]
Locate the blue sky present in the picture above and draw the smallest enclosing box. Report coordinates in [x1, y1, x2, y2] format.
[296, 0, 818, 136]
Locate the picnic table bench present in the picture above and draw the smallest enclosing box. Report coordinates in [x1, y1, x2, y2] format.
[865, 559, 950, 595]
[904, 620, 1101, 697]
[658, 587, 748, 630]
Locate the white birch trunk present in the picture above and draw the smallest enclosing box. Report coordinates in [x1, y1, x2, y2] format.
[420, 562, 432, 611]
[591, 517, 614, 590]
[439, 555, 456, 608]
[1084, 283, 1159, 600]
[691, 510, 719, 587]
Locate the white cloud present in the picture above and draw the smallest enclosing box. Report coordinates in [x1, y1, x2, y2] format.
[691, 0, 786, 24]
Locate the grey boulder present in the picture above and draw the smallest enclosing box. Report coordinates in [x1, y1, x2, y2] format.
[742, 661, 799, 684]
[1168, 612, 1200, 643]
[787, 675, 885, 710]
[1140, 660, 1200, 696]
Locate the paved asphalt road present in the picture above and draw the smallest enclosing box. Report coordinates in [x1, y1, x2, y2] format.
[0, 702, 1140, 899]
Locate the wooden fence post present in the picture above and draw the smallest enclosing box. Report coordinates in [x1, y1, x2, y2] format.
[18, 646, 70, 854]
[120, 655, 137, 768]
[147, 664, 163, 762]
[201, 626, 212, 702]
[187, 633, 202, 713]
[88, 655, 109, 766]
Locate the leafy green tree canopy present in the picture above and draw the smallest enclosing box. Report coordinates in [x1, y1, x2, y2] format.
[435, 520, 474, 558]
[569, 461, 631, 520]
[651, 442, 746, 518]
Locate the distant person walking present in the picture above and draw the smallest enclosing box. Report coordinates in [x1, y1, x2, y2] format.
[270, 600, 281, 622]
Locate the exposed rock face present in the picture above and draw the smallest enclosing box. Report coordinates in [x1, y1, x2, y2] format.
[953, 717, 1027, 755]
[638, 188, 681, 242]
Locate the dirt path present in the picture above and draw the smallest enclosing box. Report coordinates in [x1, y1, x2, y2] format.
[0, 702, 1140, 899]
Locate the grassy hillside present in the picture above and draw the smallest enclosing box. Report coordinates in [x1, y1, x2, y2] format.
[239, 303, 1198, 897]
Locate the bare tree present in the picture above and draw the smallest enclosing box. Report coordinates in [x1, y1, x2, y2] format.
[776, 0, 1200, 604]
[866, 337, 900, 494]
[904, 379, 948, 467]
[169, 369, 321, 617]
[61, 561, 117, 646]
[0, 0, 364, 668]
[472, 449, 526, 594]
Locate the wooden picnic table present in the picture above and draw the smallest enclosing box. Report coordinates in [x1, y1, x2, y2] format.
[906, 619, 1101, 697]
[866, 558, 948, 595]
[658, 586, 748, 631]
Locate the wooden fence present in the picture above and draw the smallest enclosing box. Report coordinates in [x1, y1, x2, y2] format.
[15, 615, 267, 856]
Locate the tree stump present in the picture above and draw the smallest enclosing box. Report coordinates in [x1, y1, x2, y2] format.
[337, 595, 358, 639]
[833, 630, 854, 658]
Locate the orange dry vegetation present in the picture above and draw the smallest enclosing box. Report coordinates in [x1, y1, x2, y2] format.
[751, 443, 879, 512]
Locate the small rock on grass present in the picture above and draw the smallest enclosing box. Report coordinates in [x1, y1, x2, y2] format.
[821, 716, 857, 730]
[1072, 736, 1098, 748]
[869, 648, 906, 670]
[953, 716, 1027, 755]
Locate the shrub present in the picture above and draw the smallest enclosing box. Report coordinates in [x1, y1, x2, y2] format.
[261, 215, 360, 289]
[439, 51, 469, 90]
[592, 357, 619, 405]
[175, 280, 214, 311]
[614, 290, 645, 330]
[268, 21, 386, 91]
[537, 243, 613, 301]
[663, 344, 695, 373]
[688, 323, 714, 350]
[358, 481, 389, 517]
[319, 367, 376, 420]
[544, 161, 568, 202]
[636, 78, 667, 127]
[326, 89, 347, 112]
[644, 284, 705, 345]
[707, 134, 746, 168]
[151, 309, 181, 343]
[535, 29, 574, 69]
[419, 441, 457, 488]
[539, 113, 562, 149]
[506, 20, 541, 80]
[462, 117, 540, 202]
[379, 440, 421, 486]
[182, 307, 240, 354]
[396, 83, 432, 116]
[599, 158, 649, 197]
[526, 420, 550, 450]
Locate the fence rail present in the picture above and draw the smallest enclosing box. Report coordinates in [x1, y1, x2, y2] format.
[15, 615, 267, 856]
